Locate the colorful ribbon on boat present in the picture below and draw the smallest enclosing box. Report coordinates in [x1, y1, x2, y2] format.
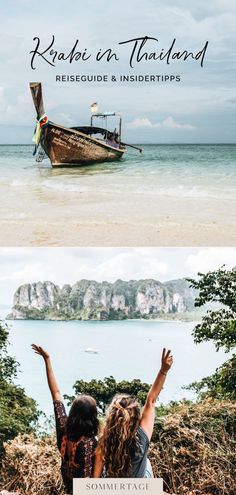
[32, 114, 49, 146]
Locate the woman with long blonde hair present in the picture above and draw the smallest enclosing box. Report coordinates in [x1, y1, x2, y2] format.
[94, 348, 173, 478]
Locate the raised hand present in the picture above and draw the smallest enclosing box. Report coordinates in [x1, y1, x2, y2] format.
[31, 344, 50, 361]
[161, 348, 173, 374]
[141, 347, 173, 440]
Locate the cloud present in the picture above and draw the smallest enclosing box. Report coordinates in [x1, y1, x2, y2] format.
[0, 263, 46, 282]
[0, 248, 171, 307]
[163, 116, 195, 130]
[0, 1, 235, 142]
[76, 250, 170, 282]
[55, 112, 76, 127]
[0, 248, 234, 307]
[126, 118, 157, 129]
[126, 116, 195, 130]
[0, 86, 33, 125]
[186, 248, 236, 274]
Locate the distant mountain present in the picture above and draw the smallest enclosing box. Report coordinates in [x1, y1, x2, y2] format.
[8, 278, 197, 321]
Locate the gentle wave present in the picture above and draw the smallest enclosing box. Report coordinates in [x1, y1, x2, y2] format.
[5, 176, 236, 200]
[0, 144, 235, 201]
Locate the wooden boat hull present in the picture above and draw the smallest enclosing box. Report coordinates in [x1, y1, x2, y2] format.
[41, 122, 125, 167]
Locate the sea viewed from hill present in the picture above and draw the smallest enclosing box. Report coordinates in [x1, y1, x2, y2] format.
[5, 319, 229, 417]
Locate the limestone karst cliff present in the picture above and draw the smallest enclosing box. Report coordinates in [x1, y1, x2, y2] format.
[8, 278, 196, 320]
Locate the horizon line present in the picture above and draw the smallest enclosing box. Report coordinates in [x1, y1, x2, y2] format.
[0, 142, 236, 146]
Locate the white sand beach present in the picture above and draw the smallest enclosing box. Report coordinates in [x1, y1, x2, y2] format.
[0, 144, 235, 246]
[0, 182, 235, 246]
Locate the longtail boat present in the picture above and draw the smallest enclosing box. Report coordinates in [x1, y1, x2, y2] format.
[29, 82, 142, 167]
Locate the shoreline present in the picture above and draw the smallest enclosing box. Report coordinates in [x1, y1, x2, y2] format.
[5, 315, 201, 323]
[0, 143, 235, 246]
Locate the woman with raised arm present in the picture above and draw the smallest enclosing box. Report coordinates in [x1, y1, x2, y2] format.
[31, 344, 98, 494]
[94, 348, 173, 478]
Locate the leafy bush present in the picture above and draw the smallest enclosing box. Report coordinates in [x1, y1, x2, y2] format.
[65, 375, 150, 413]
[187, 267, 236, 399]
[0, 321, 39, 455]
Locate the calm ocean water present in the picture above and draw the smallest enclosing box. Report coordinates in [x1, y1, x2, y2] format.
[6, 319, 228, 417]
[0, 143, 235, 199]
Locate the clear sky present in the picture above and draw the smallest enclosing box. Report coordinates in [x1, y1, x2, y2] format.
[0, 247, 235, 306]
[0, 0, 235, 143]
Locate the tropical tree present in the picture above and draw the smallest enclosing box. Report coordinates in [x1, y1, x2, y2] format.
[186, 266, 236, 399]
[0, 321, 39, 455]
[65, 376, 150, 413]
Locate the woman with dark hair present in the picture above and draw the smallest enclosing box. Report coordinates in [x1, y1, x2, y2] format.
[94, 348, 173, 478]
[32, 344, 98, 493]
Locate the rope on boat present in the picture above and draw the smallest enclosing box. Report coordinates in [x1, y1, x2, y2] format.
[35, 143, 47, 162]
[32, 114, 49, 157]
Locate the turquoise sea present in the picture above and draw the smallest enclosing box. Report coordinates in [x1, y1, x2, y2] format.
[0, 144, 235, 199]
[0, 143, 235, 245]
[6, 319, 229, 417]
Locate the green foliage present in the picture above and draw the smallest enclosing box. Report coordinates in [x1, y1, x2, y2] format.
[11, 305, 46, 320]
[186, 355, 236, 401]
[11, 278, 196, 321]
[187, 266, 236, 351]
[108, 309, 128, 320]
[187, 267, 236, 400]
[190, 308, 236, 352]
[0, 321, 39, 455]
[0, 322, 18, 382]
[65, 375, 150, 413]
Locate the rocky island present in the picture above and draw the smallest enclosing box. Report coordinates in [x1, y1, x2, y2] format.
[8, 278, 196, 320]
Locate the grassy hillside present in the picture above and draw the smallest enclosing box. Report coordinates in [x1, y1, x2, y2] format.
[0, 399, 235, 495]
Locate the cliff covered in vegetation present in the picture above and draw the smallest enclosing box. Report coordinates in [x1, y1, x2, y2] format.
[8, 278, 196, 320]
